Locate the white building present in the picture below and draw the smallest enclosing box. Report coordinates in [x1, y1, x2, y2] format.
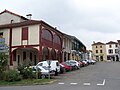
[117, 40, 120, 61]
[106, 41, 119, 61]
[62, 33, 72, 62]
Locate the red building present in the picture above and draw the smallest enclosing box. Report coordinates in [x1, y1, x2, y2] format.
[0, 10, 63, 68]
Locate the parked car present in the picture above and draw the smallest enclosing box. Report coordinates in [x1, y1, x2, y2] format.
[67, 60, 80, 69]
[81, 60, 88, 66]
[61, 62, 72, 71]
[59, 64, 65, 74]
[32, 66, 55, 78]
[65, 61, 77, 70]
[78, 61, 85, 67]
[36, 60, 60, 76]
[84, 59, 90, 65]
[88, 59, 96, 64]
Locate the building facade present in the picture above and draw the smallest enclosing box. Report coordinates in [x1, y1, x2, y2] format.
[71, 36, 86, 61]
[106, 41, 119, 61]
[86, 50, 93, 60]
[92, 42, 106, 61]
[118, 40, 120, 61]
[0, 10, 86, 69]
[62, 33, 72, 62]
[62, 34, 86, 62]
[0, 10, 63, 69]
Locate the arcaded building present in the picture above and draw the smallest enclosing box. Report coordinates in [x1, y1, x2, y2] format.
[0, 10, 63, 68]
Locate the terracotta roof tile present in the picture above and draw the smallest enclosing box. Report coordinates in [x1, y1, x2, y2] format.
[106, 41, 118, 44]
[92, 42, 105, 46]
[0, 20, 41, 29]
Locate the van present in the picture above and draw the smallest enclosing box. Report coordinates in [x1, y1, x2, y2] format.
[36, 60, 60, 75]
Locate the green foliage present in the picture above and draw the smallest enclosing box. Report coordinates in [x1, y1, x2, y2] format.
[4, 70, 22, 82]
[18, 65, 36, 79]
[0, 53, 8, 80]
[0, 79, 54, 86]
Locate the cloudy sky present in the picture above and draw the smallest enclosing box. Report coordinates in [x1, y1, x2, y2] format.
[0, 0, 120, 49]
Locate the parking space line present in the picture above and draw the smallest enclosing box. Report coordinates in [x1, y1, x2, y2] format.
[58, 83, 65, 85]
[97, 79, 106, 86]
[83, 83, 91, 86]
[70, 83, 78, 85]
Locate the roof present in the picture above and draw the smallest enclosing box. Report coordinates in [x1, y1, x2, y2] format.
[117, 40, 120, 45]
[0, 20, 41, 29]
[0, 19, 64, 36]
[92, 42, 105, 46]
[0, 9, 28, 20]
[63, 33, 72, 39]
[71, 36, 86, 47]
[106, 41, 118, 44]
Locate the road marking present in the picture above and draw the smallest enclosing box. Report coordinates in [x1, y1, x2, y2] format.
[83, 83, 91, 86]
[97, 79, 106, 86]
[58, 83, 65, 85]
[70, 83, 78, 85]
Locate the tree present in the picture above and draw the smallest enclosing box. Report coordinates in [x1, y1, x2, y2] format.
[0, 52, 8, 79]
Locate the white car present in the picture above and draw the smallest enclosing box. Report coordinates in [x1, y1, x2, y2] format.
[89, 59, 96, 64]
[66, 60, 80, 69]
[36, 60, 60, 75]
[82, 60, 88, 65]
[32, 66, 55, 78]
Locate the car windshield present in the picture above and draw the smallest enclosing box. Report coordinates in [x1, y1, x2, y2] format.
[37, 63, 43, 66]
[70, 62, 76, 64]
[42, 66, 49, 70]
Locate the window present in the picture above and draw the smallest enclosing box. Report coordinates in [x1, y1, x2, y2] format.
[96, 56, 99, 60]
[100, 50, 103, 53]
[53, 34, 61, 44]
[116, 44, 118, 47]
[23, 52, 26, 60]
[30, 52, 32, 61]
[0, 32, 3, 38]
[42, 29, 52, 41]
[96, 46, 97, 48]
[13, 50, 16, 61]
[109, 45, 112, 48]
[115, 49, 118, 53]
[100, 45, 102, 48]
[56, 62, 59, 66]
[96, 50, 98, 53]
[22, 27, 28, 40]
[107, 56, 111, 60]
[109, 49, 113, 54]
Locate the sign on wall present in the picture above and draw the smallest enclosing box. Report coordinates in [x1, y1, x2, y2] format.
[0, 38, 8, 52]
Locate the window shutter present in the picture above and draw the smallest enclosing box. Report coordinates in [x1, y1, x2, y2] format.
[22, 27, 28, 40]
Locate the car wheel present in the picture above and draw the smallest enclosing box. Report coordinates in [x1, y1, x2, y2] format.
[55, 69, 58, 76]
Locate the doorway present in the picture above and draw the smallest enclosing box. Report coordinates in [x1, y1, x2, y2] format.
[17, 55, 20, 66]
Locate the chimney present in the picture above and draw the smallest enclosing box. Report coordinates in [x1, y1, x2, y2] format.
[55, 27, 57, 29]
[26, 14, 32, 20]
[93, 41, 95, 44]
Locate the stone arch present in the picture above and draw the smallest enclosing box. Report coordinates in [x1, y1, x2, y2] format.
[12, 47, 39, 67]
[53, 34, 61, 44]
[42, 29, 53, 41]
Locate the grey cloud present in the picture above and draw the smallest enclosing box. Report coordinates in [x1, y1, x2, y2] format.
[0, 0, 120, 49]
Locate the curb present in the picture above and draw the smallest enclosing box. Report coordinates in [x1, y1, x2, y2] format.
[34, 80, 57, 85]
